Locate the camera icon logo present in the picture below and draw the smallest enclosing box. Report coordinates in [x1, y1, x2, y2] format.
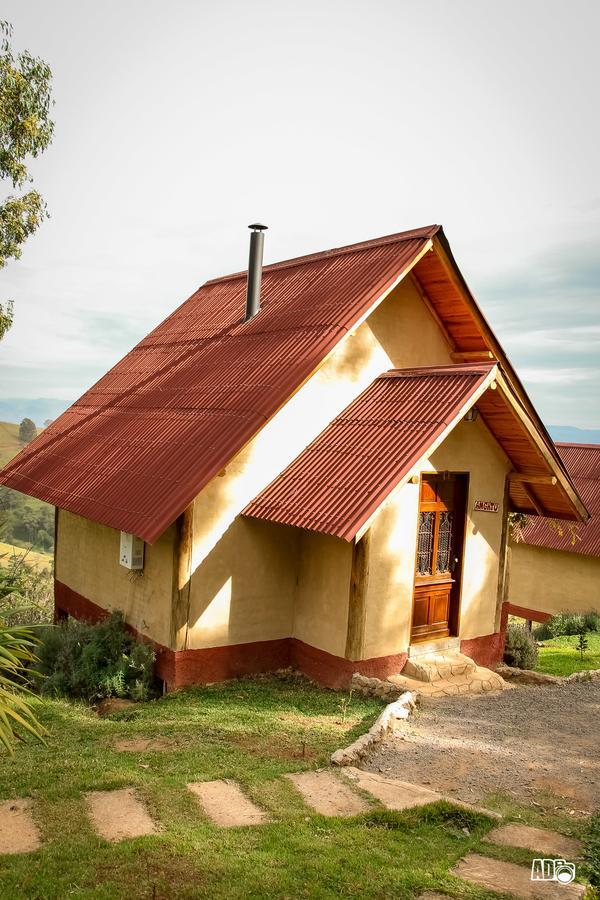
[531, 858, 576, 884]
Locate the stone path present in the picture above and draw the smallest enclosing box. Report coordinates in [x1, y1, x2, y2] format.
[85, 788, 158, 842]
[285, 770, 370, 817]
[486, 823, 582, 859]
[187, 779, 270, 827]
[0, 772, 587, 898]
[342, 766, 443, 811]
[0, 799, 40, 854]
[452, 853, 585, 899]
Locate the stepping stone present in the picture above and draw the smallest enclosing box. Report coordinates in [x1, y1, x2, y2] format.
[86, 788, 158, 842]
[285, 770, 370, 817]
[486, 823, 582, 858]
[453, 853, 585, 899]
[0, 799, 41, 854]
[187, 780, 269, 827]
[342, 767, 442, 811]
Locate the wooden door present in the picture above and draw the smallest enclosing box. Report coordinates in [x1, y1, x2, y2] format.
[411, 473, 467, 643]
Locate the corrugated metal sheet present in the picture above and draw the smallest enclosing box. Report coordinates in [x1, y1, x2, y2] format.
[519, 443, 600, 557]
[244, 364, 495, 541]
[0, 226, 438, 543]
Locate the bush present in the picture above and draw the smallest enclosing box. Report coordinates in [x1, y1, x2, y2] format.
[36, 612, 156, 703]
[504, 623, 539, 669]
[0, 554, 53, 625]
[584, 810, 600, 887]
[535, 610, 600, 640]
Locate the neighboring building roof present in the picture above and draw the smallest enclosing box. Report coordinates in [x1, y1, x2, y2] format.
[518, 443, 600, 558]
[0, 227, 436, 543]
[244, 363, 496, 540]
[0, 225, 588, 542]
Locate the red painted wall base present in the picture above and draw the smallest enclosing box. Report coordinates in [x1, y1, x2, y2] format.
[55, 582, 513, 689]
[54, 581, 408, 690]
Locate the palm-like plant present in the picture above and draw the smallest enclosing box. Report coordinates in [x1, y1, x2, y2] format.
[0, 622, 47, 752]
[0, 554, 47, 752]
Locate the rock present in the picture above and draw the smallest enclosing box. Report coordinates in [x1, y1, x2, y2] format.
[95, 698, 136, 717]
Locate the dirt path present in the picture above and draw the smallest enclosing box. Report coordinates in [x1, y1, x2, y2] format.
[361, 679, 600, 814]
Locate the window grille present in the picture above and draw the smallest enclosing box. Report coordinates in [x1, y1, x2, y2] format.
[436, 510, 454, 573]
[417, 511, 435, 575]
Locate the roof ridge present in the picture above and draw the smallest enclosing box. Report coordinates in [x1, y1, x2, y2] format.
[555, 441, 600, 449]
[379, 361, 496, 379]
[204, 225, 440, 285]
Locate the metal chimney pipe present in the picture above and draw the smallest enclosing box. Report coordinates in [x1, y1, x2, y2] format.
[245, 223, 268, 321]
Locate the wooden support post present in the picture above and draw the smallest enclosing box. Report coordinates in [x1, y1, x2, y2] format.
[495, 477, 511, 632]
[170, 504, 194, 651]
[508, 472, 557, 486]
[345, 530, 371, 662]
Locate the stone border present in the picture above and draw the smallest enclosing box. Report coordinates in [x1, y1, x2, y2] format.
[349, 672, 405, 700]
[497, 663, 600, 686]
[496, 663, 600, 685]
[331, 690, 416, 767]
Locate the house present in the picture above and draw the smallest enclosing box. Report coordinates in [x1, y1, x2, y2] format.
[0, 224, 589, 690]
[507, 442, 600, 623]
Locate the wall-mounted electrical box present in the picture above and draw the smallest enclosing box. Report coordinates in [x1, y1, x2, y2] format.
[119, 532, 145, 570]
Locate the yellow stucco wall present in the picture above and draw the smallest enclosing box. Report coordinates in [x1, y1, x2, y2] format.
[362, 416, 511, 658]
[184, 274, 454, 652]
[293, 531, 353, 657]
[508, 541, 600, 615]
[56, 509, 175, 646]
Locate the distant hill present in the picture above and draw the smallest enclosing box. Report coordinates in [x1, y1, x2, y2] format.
[0, 421, 54, 554]
[548, 425, 600, 445]
[0, 420, 42, 467]
[0, 398, 68, 427]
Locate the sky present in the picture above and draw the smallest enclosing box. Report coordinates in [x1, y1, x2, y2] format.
[1, 0, 599, 428]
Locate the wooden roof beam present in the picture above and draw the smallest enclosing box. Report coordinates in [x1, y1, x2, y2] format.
[451, 350, 494, 362]
[519, 482, 546, 517]
[509, 472, 558, 486]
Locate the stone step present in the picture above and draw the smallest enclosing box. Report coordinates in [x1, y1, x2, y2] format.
[403, 652, 477, 682]
[387, 664, 509, 700]
[486, 823, 582, 859]
[187, 779, 270, 827]
[0, 799, 41, 855]
[285, 770, 370, 817]
[86, 788, 158, 842]
[452, 853, 584, 899]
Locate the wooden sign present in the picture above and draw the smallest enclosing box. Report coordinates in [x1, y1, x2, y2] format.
[474, 500, 499, 513]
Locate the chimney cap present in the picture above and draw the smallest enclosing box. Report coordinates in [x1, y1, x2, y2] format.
[248, 222, 268, 231]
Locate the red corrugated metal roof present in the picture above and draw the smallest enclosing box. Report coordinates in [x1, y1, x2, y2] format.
[519, 443, 600, 557]
[0, 226, 438, 543]
[244, 363, 495, 541]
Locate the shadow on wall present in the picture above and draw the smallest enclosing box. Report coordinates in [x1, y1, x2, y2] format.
[185, 513, 300, 653]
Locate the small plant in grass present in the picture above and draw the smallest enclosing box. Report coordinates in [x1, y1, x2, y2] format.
[35, 612, 156, 703]
[576, 629, 588, 663]
[503, 623, 538, 669]
[584, 810, 600, 887]
[338, 688, 354, 723]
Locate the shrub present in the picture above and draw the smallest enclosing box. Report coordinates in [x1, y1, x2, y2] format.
[503, 623, 539, 669]
[537, 610, 600, 639]
[36, 612, 156, 703]
[0, 553, 53, 626]
[584, 810, 600, 887]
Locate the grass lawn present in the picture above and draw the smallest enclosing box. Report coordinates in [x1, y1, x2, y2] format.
[0, 674, 514, 900]
[536, 631, 600, 676]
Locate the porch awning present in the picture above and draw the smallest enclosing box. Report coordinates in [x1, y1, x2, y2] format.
[243, 362, 588, 541]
